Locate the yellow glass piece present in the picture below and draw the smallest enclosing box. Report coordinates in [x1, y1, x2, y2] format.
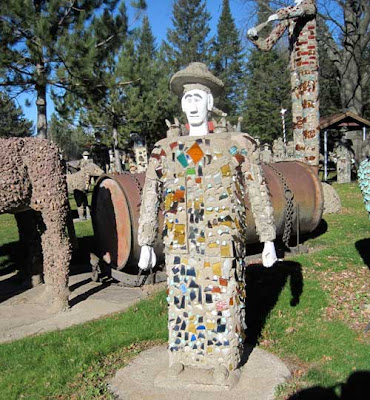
[208, 242, 218, 248]
[189, 315, 195, 321]
[174, 224, 185, 244]
[187, 142, 204, 164]
[221, 245, 231, 257]
[197, 237, 205, 243]
[188, 323, 196, 334]
[206, 322, 215, 330]
[166, 221, 173, 230]
[221, 220, 232, 227]
[165, 193, 174, 209]
[212, 262, 222, 276]
[207, 347, 213, 354]
[221, 164, 231, 177]
[204, 261, 211, 268]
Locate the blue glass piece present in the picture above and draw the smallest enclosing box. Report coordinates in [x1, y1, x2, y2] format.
[190, 290, 196, 301]
[197, 325, 206, 330]
[217, 324, 226, 333]
[229, 146, 237, 155]
[187, 267, 196, 277]
[180, 283, 187, 294]
[174, 256, 180, 264]
[191, 334, 196, 342]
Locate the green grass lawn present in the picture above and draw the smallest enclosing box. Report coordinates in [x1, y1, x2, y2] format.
[0, 184, 369, 399]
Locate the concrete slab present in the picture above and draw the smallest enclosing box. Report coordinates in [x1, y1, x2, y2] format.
[0, 272, 163, 343]
[109, 345, 291, 400]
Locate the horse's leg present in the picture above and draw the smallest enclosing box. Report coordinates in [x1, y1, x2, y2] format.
[27, 142, 71, 311]
[74, 189, 85, 220]
[14, 210, 43, 286]
[40, 206, 71, 311]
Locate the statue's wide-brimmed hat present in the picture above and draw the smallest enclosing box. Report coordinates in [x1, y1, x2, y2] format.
[82, 151, 90, 156]
[170, 62, 224, 98]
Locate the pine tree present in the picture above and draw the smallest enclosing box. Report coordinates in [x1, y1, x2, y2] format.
[243, 0, 291, 143]
[165, 0, 212, 71]
[0, 0, 134, 138]
[212, 0, 245, 118]
[0, 93, 33, 137]
[48, 114, 91, 161]
[119, 16, 177, 147]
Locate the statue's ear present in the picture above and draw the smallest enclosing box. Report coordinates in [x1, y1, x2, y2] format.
[207, 93, 214, 111]
[181, 95, 186, 113]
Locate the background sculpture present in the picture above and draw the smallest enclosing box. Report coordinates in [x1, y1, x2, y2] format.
[67, 162, 104, 220]
[247, 0, 320, 166]
[137, 63, 277, 385]
[0, 138, 71, 310]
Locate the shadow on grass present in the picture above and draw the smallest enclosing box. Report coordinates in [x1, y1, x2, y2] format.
[355, 239, 370, 268]
[288, 370, 370, 399]
[244, 260, 303, 347]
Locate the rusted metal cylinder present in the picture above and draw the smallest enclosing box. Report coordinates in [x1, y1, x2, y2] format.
[91, 161, 323, 272]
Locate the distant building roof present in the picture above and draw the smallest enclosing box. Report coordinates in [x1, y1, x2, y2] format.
[320, 111, 370, 130]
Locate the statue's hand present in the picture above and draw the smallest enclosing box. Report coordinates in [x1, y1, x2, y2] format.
[262, 241, 277, 268]
[268, 13, 279, 22]
[247, 27, 259, 39]
[138, 245, 157, 271]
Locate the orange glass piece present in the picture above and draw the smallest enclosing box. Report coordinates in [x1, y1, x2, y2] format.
[212, 287, 221, 293]
[173, 189, 185, 202]
[219, 277, 228, 286]
[187, 142, 204, 164]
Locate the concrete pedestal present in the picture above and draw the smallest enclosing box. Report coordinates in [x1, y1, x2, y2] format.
[109, 345, 291, 400]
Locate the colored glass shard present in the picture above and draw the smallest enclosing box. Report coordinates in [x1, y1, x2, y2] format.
[187, 142, 204, 164]
[186, 167, 196, 175]
[177, 152, 188, 167]
[229, 146, 237, 155]
[221, 164, 231, 177]
[212, 262, 222, 276]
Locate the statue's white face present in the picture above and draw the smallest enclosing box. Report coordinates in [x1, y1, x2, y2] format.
[294, 0, 304, 5]
[181, 89, 213, 127]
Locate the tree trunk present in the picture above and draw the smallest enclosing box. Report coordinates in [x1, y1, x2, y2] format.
[36, 63, 48, 139]
[112, 125, 123, 173]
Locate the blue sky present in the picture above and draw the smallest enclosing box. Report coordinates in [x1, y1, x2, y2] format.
[17, 0, 249, 129]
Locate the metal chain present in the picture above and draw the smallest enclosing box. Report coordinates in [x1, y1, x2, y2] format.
[267, 164, 295, 247]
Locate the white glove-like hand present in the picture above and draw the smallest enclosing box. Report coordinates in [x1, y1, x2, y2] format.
[247, 27, 258, 39]
[262, 241, 277, 268]
[138, 245, 157, 271]
[268, 13, 279, 22]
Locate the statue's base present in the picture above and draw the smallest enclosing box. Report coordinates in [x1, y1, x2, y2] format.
[155, 365, 240, 391]
[109, 345, 291, 400]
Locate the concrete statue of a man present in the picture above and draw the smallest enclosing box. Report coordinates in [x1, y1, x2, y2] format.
[137, 63, 277, 383]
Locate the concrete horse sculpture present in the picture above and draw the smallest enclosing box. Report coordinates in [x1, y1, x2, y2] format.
[0, 138, 71, 311]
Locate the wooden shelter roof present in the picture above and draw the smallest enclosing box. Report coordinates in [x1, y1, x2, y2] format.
[320, 111, 370, 130]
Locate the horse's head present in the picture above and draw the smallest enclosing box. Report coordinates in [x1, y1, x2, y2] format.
[83, 162, 104, 177]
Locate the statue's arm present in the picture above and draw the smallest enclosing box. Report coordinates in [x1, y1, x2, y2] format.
[137, 152, 163, 248]
[137, 146, 163, 270]
[247, 20, 288, 51]
[273, 0, 316, 21]
[242, 143, 276, 243]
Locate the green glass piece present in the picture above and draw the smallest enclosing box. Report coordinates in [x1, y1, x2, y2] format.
[186, 167, 196, 175]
